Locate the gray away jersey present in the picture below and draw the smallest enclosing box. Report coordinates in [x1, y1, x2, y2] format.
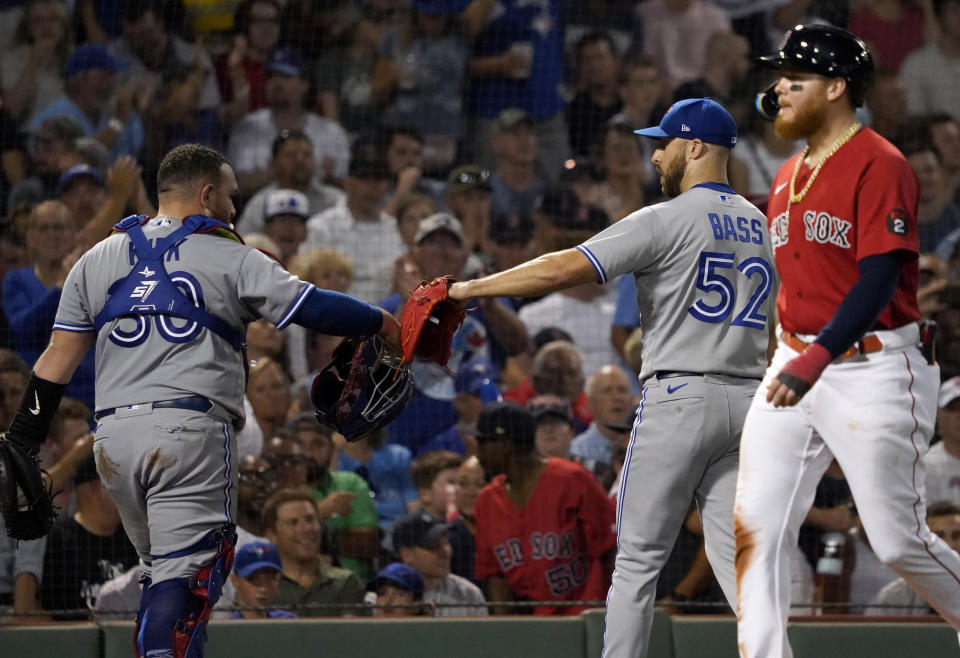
[578, 185, 776, 381]
[54, 216, 312, 419]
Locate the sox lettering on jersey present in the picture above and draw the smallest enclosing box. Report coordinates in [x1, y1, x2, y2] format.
[770, 212, 789, 248]
[493, 531, 577, 570]
[802, 210, 852, 249]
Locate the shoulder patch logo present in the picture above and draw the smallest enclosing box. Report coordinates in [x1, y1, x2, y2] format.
[887, 209, 908, 236]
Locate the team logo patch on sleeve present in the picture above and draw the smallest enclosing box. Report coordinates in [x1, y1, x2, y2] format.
[887, 209, 909, 236]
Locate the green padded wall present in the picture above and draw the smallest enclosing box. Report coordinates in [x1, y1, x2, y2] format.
[789, 622, 960, 658]
[582, 607, 674, 658]
[0, 623, 101, 658]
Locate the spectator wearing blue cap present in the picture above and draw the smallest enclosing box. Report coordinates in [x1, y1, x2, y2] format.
[229, 541, 297, 619]
[372, 562, 427, 617]
[228, 46, 350, 195]
[416, 356, 502, 457]
[30, 42, 144, 159]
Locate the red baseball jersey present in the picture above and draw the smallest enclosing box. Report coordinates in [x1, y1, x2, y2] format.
[474, 458, 616, 615]
[767, 127, 920, 335]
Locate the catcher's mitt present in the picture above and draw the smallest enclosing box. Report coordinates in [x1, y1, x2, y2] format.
[400, 277, 466, 368]
[0, 434, 55, 540]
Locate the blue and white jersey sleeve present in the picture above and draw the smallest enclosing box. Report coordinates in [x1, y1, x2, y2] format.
[237, 248, 313, 330]
[53, 251, 96, 333]
[577, 206, 666, 283]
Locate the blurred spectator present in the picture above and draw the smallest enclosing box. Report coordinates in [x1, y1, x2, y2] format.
[561, 0, 635, 62]
[215, 0, 283, 124]
[236, 129, 344, 236]
[418, 356, 501, 457]
[0, 501, 45, 624]
[570, 364, 634, 477]
[338, 428, 420, 531]
[373, 1, 468, 172]
[239, 357, 292, 458]
[287, 248, 354, 384]
[473, 402, 616, 615]
[380, 127, 440, 218]
[528, 394, 577, 459]
[40, 453, 139, 620]
[112, 1, 222, 148]
[3, 200, 96, 410]
[532, 186, 610, 254]
[411, 450, 464, 520]
[904, 141, 960, 255]
[56, 164, 104, 226]
[465, 0, 570, 186]
[448, 455, 485, 585]
[595, 120, 647, 223]
[31, 43, 144, 159]
[8, 115, 84, 210]
[866, 69, 910, 142]
[91, 564, 141, 622]
[0, 350, 29, 429]
[936, 305, 960, 381]
[672, 31, 750, 115]
[372, 562, 428, 617]
[567, 31, 622, 159]
[0, 226, 25, 347]
[259, 189, 310, 263]
[489, 109, 546, 220]
[926, 377, 960, 506]
[864, 501, 960, 615]
[228, 47, 350, 194]
[380, 213, 527, 453]
[736, 117, 800, 209]
[391, 510, 488, 617]
[288, 413, 380, 580]
[237, 455, 276, 539]
[848, 0, 925, 72]
[638, 0, 731, 90]
[446, 164, 492, 253]
[504, 340, 593, 430]
[315, 5, 385, 135]
[900, 0, 960, 117]
[40, 397, 93, 516]
[229, 541, 297, 619]
[486, 210, 536, 273]
[246, 318, 287, 372]
[394, 191, 437, 247]
[0, 0, 70, 127]
[928, 114, 960, 202]
[265, 489, 365, 617]
[303, 144, 402, 303]
[263, 432, 310, 489]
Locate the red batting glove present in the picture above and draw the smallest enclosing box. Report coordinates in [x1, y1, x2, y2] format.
[771, 342, 832, 403]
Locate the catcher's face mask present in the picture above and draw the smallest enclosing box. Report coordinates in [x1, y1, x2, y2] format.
[311, 335, 415, 441]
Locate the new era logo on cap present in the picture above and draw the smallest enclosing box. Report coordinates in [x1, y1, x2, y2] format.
[681, 124, 691, 132]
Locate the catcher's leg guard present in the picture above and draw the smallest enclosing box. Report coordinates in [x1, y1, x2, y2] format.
[136, 524, 237, 658]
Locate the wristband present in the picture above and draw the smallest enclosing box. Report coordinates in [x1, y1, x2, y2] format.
[7, 374, 66, 452]
[777, 342, 832, 398]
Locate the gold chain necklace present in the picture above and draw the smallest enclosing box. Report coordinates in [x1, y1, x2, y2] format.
[789, 121, 862, 204]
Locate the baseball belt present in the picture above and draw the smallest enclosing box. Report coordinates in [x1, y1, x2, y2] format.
[781, 332, 883, 359]
[95, 396, 215, 421]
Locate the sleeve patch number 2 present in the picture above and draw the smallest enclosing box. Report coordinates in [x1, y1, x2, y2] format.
[688, 251, 772, 329]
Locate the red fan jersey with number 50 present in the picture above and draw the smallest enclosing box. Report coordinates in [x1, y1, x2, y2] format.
[474, 458, 616, 615]
[766, 127, 920, 335]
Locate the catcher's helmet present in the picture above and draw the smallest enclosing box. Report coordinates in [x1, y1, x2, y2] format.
[311, 335, 414, 442]
[758, 23, 874, 107]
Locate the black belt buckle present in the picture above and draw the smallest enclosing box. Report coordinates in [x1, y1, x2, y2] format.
[656, 371, 700, 380]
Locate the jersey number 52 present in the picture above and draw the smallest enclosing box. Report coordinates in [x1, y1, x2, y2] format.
[688, 251, 773, 329]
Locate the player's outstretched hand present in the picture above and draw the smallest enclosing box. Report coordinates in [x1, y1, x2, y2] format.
[378, 307, 402, 351]
[767, 342, 833, 408]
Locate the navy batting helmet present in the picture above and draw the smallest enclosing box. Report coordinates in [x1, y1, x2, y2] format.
[758, 24, 874, 108]
[311, 335, 414, 442]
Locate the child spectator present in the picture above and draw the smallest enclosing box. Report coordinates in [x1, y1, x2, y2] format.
[371, 562, 427, 617]
[411, 450, 464, 521]
[229, 541, 296, 619]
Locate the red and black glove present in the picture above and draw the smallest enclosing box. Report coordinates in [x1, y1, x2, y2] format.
[399, 277, 466, 368]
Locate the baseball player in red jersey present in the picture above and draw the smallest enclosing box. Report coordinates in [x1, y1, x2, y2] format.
[735, 24, 960, 657]
[473, 402, 616, 615]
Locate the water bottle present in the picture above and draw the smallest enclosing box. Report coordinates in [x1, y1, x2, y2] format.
[816, 531, 846, 576]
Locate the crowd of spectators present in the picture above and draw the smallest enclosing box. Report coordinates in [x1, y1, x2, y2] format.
[0, 0, 958, 625]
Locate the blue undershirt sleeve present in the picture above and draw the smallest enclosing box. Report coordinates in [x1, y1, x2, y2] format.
[291, 287, 384, 337]
[814, 251, 910, 358]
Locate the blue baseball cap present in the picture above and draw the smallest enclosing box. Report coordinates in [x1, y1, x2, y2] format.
[634, 98, 738, 148]
[454, 358, 502, 402]
[57, 164, 105, 195]
[233, 541, 283, 578]
[267, 47, 306, 78]
[64, 43, 128, 78]
[376, 562, 424, 599]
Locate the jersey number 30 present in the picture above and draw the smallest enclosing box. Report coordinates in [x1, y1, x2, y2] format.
[688, 251, 772, 329]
